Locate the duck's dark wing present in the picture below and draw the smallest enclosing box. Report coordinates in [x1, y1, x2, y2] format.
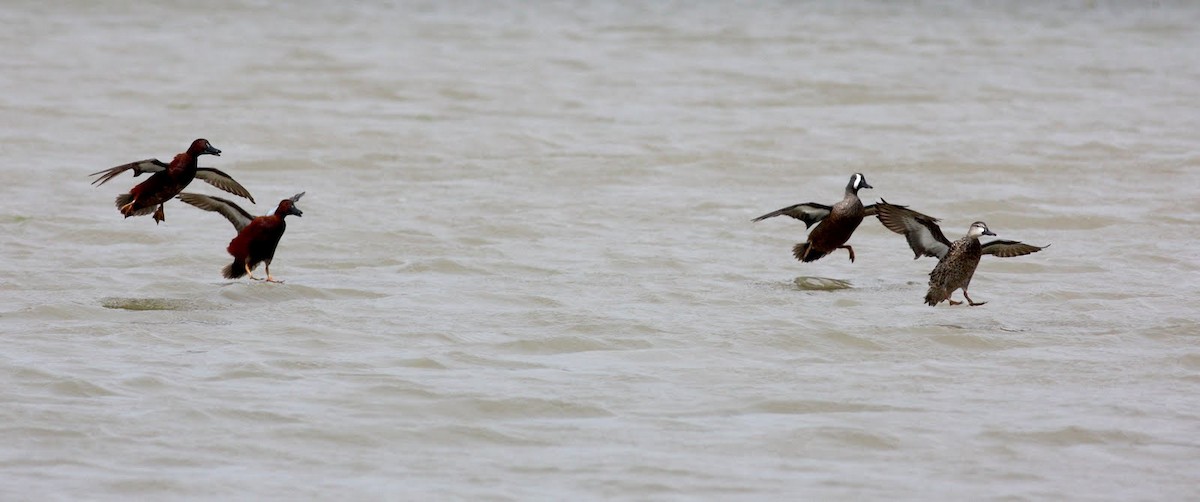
[751, 202, 832, 228]
[89, 159, 168, 186]
[874, 199, 952, 259]
[863, 203, 877, 217]
[177, 192, 254, 232]
[195, 168, 255, 203]
[982, 240, 1047, 258]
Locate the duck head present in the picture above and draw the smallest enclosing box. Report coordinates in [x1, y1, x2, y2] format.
[967, 221, 997, 239]
[276, 192, 305, 217]
[188, 138, 221, 157]
[846, 173, 873, 194]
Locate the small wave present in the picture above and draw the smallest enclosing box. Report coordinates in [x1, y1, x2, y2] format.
[984, 426, 1155, 447]
[216, 283, 386, 302]
[495, 335, 651, 355]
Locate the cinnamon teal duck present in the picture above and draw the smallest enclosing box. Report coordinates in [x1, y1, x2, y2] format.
[90, 139, 254, 224]
[178, 192, 304, 283]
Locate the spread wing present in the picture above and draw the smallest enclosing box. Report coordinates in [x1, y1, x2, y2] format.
[981, 240, 1047, 258]
[874, 199, 952, 259]
[177, 192, 254, 232]
[751, 202, 832, 229]
[89, 159, 168, 186]
[862, 204, 877, 217]
[195, 168, 255, 203]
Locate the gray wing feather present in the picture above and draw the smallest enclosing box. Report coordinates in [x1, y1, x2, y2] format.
[89, 159, 168, 186]
[177, 192, 254, 232]
[751, 202, 832, 229]
[981, 240, 1047, 258]
[195, 168, 255, 203]
[874, 199, 952, 259]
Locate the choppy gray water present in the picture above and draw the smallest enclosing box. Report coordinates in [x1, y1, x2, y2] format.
[2, 1, 1199, 499]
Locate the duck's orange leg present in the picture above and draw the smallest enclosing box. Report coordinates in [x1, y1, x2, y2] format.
[838, 245, 856, 263]
[264, 263, 284, 283]
[963, 290, 987, 307]
[245, 262, 262, 281]
[152, 204, 165, 224]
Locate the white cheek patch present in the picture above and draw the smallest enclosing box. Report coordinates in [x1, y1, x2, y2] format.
[852, 173, 863, 189]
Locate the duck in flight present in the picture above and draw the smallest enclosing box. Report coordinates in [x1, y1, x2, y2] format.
[874, 200, 1047, 306]
[753, 173, 876, 263]
[177, 192, 304, 283]
[90, 139, 254, 224]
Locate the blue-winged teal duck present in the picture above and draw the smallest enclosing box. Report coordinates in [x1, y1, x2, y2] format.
[874, 200, 1046, 306]
[753, 173, 875, 263]
[178, 192, 304, 283]
[90, 139, 254, 224]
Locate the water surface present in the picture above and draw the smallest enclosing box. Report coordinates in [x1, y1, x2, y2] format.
[2, 1, 1198, 499]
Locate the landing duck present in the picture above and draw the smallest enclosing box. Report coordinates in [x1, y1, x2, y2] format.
[178, 192, 304, 283]
[874, 200, 1047, 306]
[90, 139, 254, 224]
[753, 173, 875, 263]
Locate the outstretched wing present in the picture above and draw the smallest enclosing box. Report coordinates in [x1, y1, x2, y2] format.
[862, 203, 878, 217]
[751, 202, 832, 229]
[89, 159, 168, 186]
[982, 240, 1047, 258]
[195, 168, 255, 203]
[177, 192, 254, 232]
[874, 199, 952, 259]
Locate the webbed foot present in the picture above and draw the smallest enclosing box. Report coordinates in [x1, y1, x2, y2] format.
[963, 291, 985, 306]
[244, 263, 260, 281]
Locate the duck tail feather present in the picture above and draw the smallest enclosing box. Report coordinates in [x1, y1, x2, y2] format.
[223, 260, 246, 279]
[924, 288, 944, 306]
[793, 242, 827, 263]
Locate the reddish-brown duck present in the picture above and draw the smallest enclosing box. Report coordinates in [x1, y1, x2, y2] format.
[90, 139, 254, 224]
[178, 192, 304, 283]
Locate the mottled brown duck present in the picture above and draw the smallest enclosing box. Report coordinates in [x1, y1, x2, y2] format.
[874, 201, 1047, 306]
